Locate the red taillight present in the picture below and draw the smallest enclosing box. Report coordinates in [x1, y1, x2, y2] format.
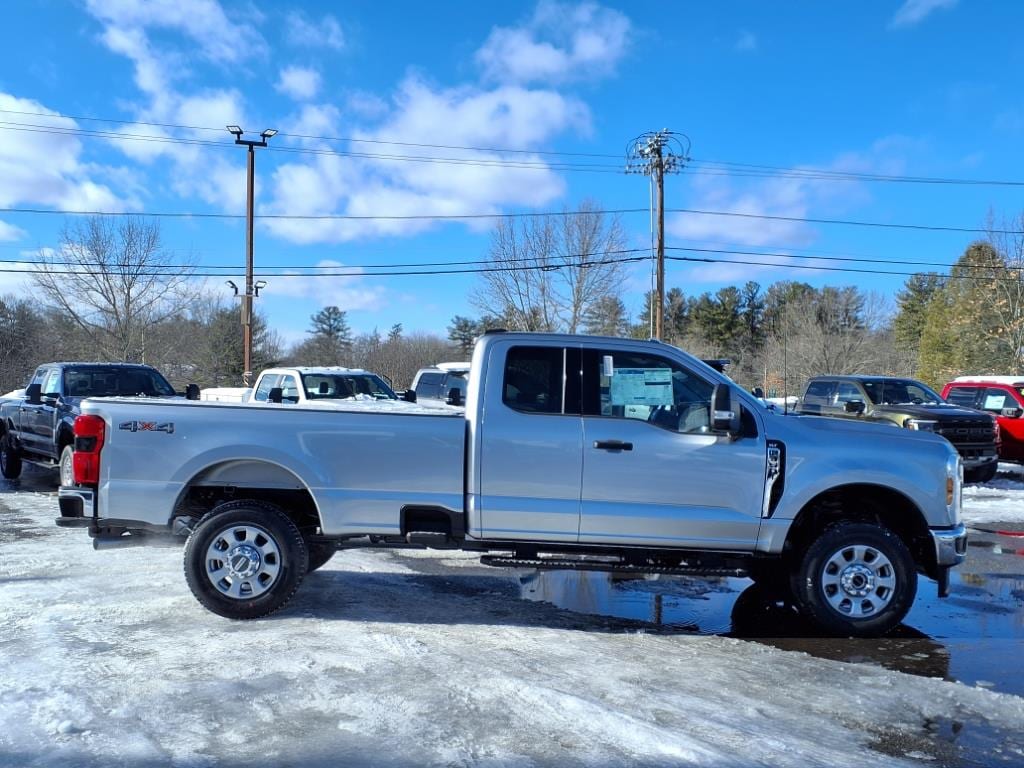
[73, 414, 105, 485]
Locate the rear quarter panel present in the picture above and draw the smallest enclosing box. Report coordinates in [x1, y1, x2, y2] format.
[82, 398, 466, 535]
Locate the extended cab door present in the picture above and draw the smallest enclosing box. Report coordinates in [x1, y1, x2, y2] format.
[19, 367, 57, 455]
[476, 343, 583, 542]
[578, 346, 765, 550]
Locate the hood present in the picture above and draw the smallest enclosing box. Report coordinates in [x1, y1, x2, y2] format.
[871, 403, 991, 422]
[778, 411, 947, 446]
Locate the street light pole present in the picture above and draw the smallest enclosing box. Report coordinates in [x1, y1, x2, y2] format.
[227, 125, 276, 386]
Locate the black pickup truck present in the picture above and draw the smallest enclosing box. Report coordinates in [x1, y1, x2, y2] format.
[0, 362, 187, 484]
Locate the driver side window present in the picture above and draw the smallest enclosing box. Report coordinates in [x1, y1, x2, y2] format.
[591, 350, 714, 433]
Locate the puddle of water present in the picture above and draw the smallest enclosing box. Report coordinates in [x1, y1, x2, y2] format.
[519, 568, 1024, 697]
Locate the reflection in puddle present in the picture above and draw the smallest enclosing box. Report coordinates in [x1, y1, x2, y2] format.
[519, 567, 1024, 698]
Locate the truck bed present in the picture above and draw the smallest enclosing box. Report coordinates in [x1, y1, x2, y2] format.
[85, 398, 466, 536]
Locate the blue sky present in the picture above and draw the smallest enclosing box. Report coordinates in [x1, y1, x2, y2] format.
[1, 0, 1023, 343]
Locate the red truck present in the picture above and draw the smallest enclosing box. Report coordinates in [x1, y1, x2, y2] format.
[942, 377, 1024, 463]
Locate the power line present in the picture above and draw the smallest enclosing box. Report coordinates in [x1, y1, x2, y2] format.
[3, 251, 653, 278]
[2, 202, 1021, 235]
[669, 208, 1024, 235]
[0, 108, 624, 159]
[5, 113, 1024, 187]
[666, 254, 1023, 282]
[2, 247, 650, 271]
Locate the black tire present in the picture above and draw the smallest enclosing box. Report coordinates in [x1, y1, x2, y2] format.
[305, 542, 336, 573]
[747, 559, 794, 594]
[791, 523, 917, 638]
[184, 500, 308, 620]
[59, 444, 75, 487]
[0, 433, 22, 480]
[964, 461, 998, 484]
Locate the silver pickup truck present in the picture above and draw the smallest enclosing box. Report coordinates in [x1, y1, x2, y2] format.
[57, 331, 967, 637]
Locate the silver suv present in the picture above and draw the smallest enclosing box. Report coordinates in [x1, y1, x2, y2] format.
[411, 362, 470, 405]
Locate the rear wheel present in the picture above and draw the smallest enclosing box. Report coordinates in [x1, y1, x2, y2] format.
[791, 523, 917, 637]
[184, 500, 308, 619]
[0, 434, 22, 480]
[59, 445, 74, 487]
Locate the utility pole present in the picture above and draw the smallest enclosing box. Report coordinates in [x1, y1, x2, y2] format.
[626, 131, 689, 341]
[227, 125, 277, 385]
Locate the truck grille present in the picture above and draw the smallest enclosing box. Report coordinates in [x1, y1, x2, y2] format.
[936, 418, 995, 445]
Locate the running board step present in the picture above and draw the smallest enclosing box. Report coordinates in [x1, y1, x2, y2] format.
[479, 555, 747, 577]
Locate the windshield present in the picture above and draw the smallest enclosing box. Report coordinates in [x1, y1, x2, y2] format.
[861, 379, 943, 406]
[64, 367, 176, 397]
[301, 373, 397, 400]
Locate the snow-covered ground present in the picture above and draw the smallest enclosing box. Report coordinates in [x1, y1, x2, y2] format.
[961, 464, 1024, 526]
[2, 485, 1023, 767]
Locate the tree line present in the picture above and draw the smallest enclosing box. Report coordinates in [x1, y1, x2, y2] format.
[3, 209, 1021, 397]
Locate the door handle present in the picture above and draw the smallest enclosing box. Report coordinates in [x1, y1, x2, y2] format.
[593, 440, 633, 451]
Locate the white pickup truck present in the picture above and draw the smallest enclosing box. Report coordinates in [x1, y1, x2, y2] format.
[199, 366, 416, 406]
[56, 331, 967, 637]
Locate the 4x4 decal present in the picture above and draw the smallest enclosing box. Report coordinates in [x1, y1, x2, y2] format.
[118, 420, 175, 434]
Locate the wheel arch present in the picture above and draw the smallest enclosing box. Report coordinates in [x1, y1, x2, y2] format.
[172, 458, 323, 536]
[783, 483, 935, 576]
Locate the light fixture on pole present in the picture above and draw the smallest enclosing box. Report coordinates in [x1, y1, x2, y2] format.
[226, 125, 276, 385]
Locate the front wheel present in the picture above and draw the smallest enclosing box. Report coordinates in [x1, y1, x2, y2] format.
[59, 445, 75, 487]
[964, 461, 998, 484]
[0, 434, 22, 480]
[184, 500, 308, 619]
[791, 523, 917, 637]
[305, 541, 336, 573]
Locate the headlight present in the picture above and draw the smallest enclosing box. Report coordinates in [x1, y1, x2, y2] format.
[905, 418, 938, 432]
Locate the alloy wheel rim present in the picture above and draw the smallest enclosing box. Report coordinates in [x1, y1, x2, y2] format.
[204, 523, 282, 600]
[820, 544, 896, 618]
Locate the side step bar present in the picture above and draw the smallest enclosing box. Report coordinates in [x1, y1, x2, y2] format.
[480, 554, 748, 578]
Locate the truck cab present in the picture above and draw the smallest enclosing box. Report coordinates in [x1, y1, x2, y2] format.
[250, 367, 401, 405]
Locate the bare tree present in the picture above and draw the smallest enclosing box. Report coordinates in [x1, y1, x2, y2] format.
[472, 200, 626, 333]
[33, 217, 197, 362]
[764, 289, 892, 395]
[986, 210, 1024, 372]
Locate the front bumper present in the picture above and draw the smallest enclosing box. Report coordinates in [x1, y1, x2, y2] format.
[931, 523, 968, 567]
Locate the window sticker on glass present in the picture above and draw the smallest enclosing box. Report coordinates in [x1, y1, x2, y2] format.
[609, 368, 674, 407]
[984, 394, 1007, 410]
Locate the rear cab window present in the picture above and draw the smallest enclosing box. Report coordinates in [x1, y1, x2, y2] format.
[502, 346, 577, 414]
[945, 386, 979, 408]
[801, 379, 836, 413]
[253, 374, 282, 402]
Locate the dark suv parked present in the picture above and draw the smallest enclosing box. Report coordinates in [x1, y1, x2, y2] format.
[798, 375, 999, 483]
[0, 362, 186, 485]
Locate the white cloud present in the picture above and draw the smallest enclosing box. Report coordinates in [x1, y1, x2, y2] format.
[0, 93, 130, 213]
[476, 1, 630, 84]
[268, 261, 385, 312]
[669, 138, 913, 281]
[262, 77, 585, 244]
[890, 0, 957, 29]
[735, 30, 757, 52]
[0, 221, 27, 242]
[276, 66, 322, 101]
[285, 11, 345, 50]
[85, 0, 264, 66]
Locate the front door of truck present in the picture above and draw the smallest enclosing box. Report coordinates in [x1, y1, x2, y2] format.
[476, 344, 583, 542]
[18, 367, 54, 455]
[578, 347, 765, 550]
